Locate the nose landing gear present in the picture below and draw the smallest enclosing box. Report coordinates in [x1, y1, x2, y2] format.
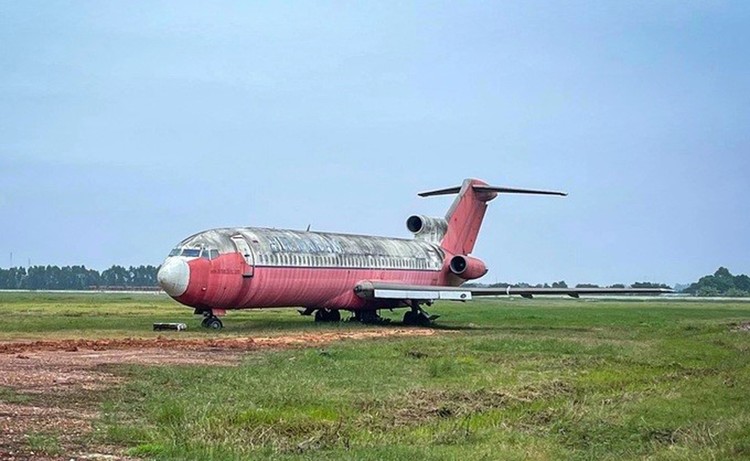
[196, 309, 224, 330]
[201, 316, 223, 330]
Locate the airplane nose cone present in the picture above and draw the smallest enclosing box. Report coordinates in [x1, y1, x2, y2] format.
[157, 258, 190, 297]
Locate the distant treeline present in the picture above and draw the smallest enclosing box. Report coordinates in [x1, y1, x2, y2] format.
[683, 267, 750, 297]
[0, 265, 159, 290]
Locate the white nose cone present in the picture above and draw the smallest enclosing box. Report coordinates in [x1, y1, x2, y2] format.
[157, 258, 190, 297]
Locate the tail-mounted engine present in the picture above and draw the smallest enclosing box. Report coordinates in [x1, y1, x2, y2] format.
[449, 255, 488, 280]
[406, 215, 448, 243]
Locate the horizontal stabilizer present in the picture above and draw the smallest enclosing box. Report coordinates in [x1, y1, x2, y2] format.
[418, 183, 567, 198]
[417, 186, 462, 197]
[472, 185, 567, 196]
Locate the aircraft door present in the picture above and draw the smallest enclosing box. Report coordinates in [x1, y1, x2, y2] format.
[231, 235, 255, 277]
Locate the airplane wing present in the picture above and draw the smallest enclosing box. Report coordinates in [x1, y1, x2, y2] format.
[353, 281, 671, 301]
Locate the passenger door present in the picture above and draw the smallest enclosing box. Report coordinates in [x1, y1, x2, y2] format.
[231, 235, 255, 277]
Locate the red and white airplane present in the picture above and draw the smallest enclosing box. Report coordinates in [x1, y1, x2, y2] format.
[157, 178, 669, 329]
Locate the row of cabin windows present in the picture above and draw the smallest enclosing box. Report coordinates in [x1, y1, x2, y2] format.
[256, 253, 438, 270]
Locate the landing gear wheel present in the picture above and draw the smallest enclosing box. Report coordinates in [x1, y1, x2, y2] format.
[314, 309, 342, 323]
[352, 310, 389, 324]
[205, 317, 223, 330]
[403, 310, 430, 326]
[404, 301, 434, 326]
[201, 317, 210, 328]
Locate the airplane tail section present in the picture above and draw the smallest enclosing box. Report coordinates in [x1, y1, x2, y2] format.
[418, 178, 566, 255]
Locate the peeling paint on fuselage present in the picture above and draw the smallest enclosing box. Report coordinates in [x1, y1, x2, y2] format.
[165, 227, 455, 312]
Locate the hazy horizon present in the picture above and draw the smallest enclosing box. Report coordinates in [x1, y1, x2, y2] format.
[2, 2, 748, 286]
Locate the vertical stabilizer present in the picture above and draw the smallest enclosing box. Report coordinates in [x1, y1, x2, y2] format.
[439, 179, 496, 254]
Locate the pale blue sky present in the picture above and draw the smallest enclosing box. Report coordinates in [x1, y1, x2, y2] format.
[1, 1, 748, 285]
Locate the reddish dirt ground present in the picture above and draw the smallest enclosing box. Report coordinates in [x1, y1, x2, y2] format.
[0, 328, 437, 460]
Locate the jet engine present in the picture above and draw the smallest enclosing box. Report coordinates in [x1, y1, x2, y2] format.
[406, 215, 448, 243]
[449, 255, 488, 280]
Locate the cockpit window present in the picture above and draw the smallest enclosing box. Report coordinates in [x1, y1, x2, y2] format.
[170, 247, 217, 258]
[181, 249, 201, 257]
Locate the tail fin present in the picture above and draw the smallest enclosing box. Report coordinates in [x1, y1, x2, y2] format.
[418, 178, 566, 255]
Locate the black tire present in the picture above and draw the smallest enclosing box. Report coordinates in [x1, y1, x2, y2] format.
[201, 317, 210, 328]
[315, 309, 341, 322]
[206, 317, 223, 330]
[356, 310, 384, 324]
[403, 310, 417, 326]
[416, 313, 431, 326]
[404, 310, 430, 326]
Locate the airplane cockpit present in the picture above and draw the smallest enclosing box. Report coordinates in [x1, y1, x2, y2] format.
[168, 246, 220, 260]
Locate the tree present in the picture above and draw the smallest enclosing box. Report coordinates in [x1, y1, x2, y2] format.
[685, 267, 750, 297]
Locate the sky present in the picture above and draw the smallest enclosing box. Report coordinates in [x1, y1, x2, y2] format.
[1, 1, 748, 286]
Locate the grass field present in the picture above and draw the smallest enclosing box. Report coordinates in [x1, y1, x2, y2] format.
[1, 292, 749, 460]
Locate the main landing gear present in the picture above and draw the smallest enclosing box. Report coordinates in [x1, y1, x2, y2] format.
[301, 304, 438, 326]
[314, 308, 341, 323]
[351, 310, 390, 325]
[402, 301, 439, 326]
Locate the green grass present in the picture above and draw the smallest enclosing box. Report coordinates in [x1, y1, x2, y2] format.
[26, 432, 63, 456]
[1, 293, 749, 459]
[0, 292, 339, 339]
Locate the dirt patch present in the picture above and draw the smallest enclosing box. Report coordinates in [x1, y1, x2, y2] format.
[0, 328, 437, 354]
[0, 329, 438, 393]
[729, 321, 750, 332]
[0, 327, 438, 460]
[0, 402, 97, 460]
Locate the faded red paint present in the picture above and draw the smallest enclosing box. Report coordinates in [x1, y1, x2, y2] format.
[440, 178, 497, 255]
[175, 252, 449, 312]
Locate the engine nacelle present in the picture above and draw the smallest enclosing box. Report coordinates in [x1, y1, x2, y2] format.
[406, 215, 448, 243]
[449, 255, 488, 280]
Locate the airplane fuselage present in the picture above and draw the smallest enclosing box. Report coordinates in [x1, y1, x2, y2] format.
[158, 227, 463, 312]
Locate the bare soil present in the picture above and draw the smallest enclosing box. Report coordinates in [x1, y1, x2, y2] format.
[730, 321, 750, 332]
[0, 328, 437, 460]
